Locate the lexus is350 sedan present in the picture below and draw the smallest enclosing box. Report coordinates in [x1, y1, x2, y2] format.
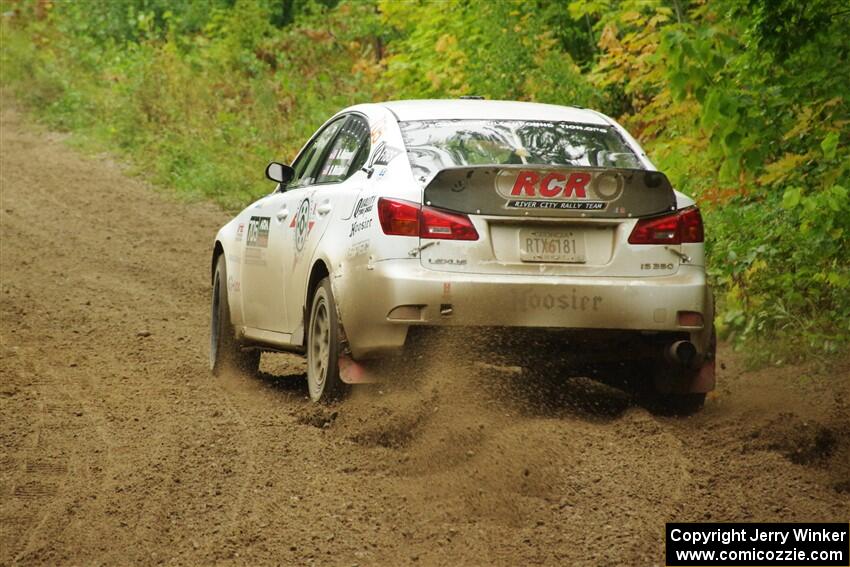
[209, 99, 716, 411]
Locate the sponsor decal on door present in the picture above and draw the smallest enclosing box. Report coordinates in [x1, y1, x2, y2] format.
[246, 216, 270, 248]
[291, 199, 315, 252]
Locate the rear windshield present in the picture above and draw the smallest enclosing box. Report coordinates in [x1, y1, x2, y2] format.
[399, 119, 642, 180]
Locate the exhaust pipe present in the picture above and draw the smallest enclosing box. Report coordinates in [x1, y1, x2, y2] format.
[667, 340, 698, 367]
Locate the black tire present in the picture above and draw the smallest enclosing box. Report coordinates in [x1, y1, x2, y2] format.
[210, 254, 260, 376]
[306, 278, 348, 402]
[614, 361, 706, 415]
[657, 392, 706, 414]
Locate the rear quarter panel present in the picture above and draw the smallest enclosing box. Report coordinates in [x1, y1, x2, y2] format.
[315, 106, 423, 338]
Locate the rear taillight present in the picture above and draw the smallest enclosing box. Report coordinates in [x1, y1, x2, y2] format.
[420, 206, 479, 240]
[378, 198, 419, 237]
[679, 207, 704, 243]
[628, 206, 704, 245]
[378, 198, 479, 241]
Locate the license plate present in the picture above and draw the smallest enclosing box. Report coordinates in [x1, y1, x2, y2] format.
[519, 229, 586, 263]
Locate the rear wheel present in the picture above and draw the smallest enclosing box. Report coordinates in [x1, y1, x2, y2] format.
[307, 278, 348, 403]
[616, 362, 706, 415]
[210, 254, 260, 376]
[656, 392, 706, 414]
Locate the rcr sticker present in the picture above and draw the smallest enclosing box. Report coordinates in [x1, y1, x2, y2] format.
[507, 171, 592, 199]
[508, 200, 605, 210]
[494, 169, 618, 211]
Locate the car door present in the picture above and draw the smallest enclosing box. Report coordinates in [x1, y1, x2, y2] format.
[238, 193, 289, 332]
[240, 117, 346, 333]
[279, 114, 371, 334]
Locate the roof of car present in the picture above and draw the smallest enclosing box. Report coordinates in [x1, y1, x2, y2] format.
[378, 99, 610, 124]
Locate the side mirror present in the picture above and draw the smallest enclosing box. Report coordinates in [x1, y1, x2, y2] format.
[265, 162, 295, 185]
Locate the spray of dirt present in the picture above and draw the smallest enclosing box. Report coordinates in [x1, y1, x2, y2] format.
[2, 100, 848, 566]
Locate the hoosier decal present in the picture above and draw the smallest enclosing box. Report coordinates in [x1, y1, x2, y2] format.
[511, 288, 603, 313]
[349, 217, 372, 237]
[246, 216, 270, 248]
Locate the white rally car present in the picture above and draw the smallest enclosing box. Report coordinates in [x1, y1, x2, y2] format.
[210, 99, 716, 410]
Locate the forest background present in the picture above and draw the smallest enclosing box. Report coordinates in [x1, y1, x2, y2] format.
[1, 0, 848, 362]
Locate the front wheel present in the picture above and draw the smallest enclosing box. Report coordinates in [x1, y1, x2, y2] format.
[307, 278, 348, 402]
[210, 254, 260, 376]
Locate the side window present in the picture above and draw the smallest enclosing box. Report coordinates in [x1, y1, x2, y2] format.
[287, 118, 346, 189]
[316, 116, 370, 184]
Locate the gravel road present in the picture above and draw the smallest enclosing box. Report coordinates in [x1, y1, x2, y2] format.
[1, 103, 848, 566]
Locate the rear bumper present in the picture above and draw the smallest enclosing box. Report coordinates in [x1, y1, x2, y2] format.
[337, 259, 713, 360]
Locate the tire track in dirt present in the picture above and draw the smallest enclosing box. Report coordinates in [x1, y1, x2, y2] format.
[15, 392, 105, 564]
[6, 358, 62, 563]
[1, 99, 848, 566]
[211, 374, 262, 533]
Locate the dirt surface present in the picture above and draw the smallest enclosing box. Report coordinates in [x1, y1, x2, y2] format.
[1, 102, 848, 566]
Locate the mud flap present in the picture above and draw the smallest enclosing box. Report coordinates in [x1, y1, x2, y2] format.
[654, 349, 712, 395]
[687, 288, 717, 394]
[690, 314, 717, 393]
[339, 354, 380, 384]
[689, 357, 716, 393]
[333, 283, 378, 384]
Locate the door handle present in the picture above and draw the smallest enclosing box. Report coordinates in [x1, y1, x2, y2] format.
[276, 208, 289, 222]
[317, 203, 332, 215]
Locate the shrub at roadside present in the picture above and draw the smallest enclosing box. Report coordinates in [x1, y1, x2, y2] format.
[1, 0, 847, 360]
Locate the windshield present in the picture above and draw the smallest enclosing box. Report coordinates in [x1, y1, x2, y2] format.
[399, 119, 642, 180]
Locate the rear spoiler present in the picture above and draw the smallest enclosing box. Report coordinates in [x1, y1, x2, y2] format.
[423, 165, 677, 219]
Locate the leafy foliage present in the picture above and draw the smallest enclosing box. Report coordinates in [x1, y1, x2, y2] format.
[379, 0, 598, 106]
[1, 0, 848, 358]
